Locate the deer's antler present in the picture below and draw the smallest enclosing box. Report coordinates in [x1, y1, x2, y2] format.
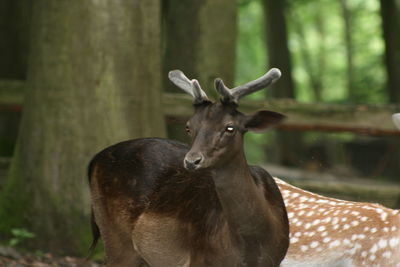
[215, 68, 281, 104]
[168, 70, 209, 104]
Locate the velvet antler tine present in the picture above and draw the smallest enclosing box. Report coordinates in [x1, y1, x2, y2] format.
[168, 70, 195, 96]
[231, 68, 281, 100]
[214, 78, 234, 103]
[213, 68, 282, 104]
[168, 70, 208, 103]
[191, 79, 208, 104]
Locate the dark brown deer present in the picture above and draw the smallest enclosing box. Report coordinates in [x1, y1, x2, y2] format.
[88, 68, 289, 267]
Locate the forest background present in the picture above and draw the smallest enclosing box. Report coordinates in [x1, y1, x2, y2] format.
[0, 0, 399, 258]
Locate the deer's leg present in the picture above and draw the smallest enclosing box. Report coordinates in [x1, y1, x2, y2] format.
[101, 228, 145, 267]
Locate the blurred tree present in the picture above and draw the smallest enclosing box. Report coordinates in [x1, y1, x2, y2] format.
[162, 0, 236, 95]
[0, 0, 165, 254]
[339, 0, 356, 102]
[263, 0, 295, 98]
[263, 0, 304, 167]
[162, 0, 236, 142]
[379, 0, 400, 103]
[0, 0, 31, 79]
[290, 1, 327, 102]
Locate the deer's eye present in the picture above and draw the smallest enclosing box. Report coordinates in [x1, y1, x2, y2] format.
[185, 125, 191, 134]
[225, 126, 235, 133]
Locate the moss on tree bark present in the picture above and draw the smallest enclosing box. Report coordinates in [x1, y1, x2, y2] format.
[0, 0, 165, 255]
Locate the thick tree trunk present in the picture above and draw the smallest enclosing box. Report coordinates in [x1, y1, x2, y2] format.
[379, 0, 400, 103]
[162, 0, 236, 142]
[0, 0, 165, 254]
[162, 0, 236, 93]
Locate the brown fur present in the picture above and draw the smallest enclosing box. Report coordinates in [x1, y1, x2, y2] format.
[88, 102, 289, 266]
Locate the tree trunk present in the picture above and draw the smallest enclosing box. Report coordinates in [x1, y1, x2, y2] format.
[162, 0, 236, 142]
[340, 0, 356, 102]
[263, 0, 304, 167]
[0, 0, 165, 255]
[0, 0, 31, 79]
[379, 0, 400, 103]
[263, 0, 295, 98]
[290, 3, 326, 102]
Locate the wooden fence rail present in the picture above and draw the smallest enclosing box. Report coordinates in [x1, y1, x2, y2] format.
[1, 80, 400, 136]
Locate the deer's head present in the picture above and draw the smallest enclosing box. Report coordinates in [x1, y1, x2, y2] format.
[169, 69, 285, 171]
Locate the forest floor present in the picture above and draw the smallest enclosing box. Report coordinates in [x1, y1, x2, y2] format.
[0, 246, 101, 267]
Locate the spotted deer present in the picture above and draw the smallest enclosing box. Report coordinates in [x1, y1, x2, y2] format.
[275, 113, 400, 266]
[88, 69, 289, 266]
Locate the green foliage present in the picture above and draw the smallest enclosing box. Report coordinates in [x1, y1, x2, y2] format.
[235, 0, 267, 100]
[236, 0, 386, 104]
[236, 0, 391, 171]
[8, 228, 35, 247]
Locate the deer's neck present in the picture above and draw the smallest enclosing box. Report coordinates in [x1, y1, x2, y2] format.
[212, 152, 275, 253]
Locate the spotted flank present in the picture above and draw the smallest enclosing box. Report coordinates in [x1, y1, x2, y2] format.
[275, 178, 400, 267]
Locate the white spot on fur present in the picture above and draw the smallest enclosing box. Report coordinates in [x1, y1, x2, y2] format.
[300, 245, 308, 252]
[323, 217, 332, 223]
[370, 244, 378, 253]
[378, 239, 387, 248]
[382, 251, 392, 258]
[292, 192, 300, 198]
[306, 211, 314, 217]
[312, 219, 321, 225]
[323, 237, 331, 243]
[389, 238, 399, 248]
[369, 254, 376, 261]
[329, 240, 341, 248]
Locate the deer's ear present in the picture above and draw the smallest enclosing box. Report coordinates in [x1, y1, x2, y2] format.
[244, 110, 285, 133]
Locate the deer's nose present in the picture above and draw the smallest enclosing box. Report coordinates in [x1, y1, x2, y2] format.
[184, 153, 204, 170]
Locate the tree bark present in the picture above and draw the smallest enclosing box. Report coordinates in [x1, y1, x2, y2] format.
[0, 0, 165, 254]
[263, 0, 304, 167]
[162, 0, 236, 142]
[263, 0, 295, 98]
[0, 0, 31, 79]
[379, 0, 400, 103]
[340, 0, 356, 102]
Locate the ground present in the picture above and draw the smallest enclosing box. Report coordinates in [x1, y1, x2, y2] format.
[0, 246, 101, 267]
